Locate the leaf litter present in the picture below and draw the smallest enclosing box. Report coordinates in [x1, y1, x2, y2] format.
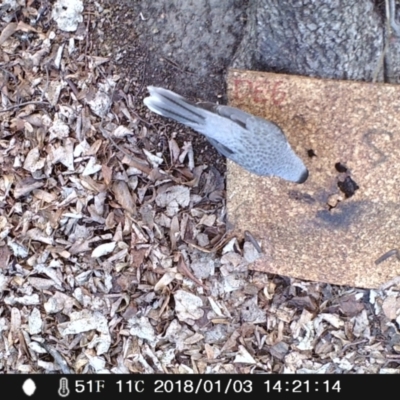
[0, 0, 400, 374]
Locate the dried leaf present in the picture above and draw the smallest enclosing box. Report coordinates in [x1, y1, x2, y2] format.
[112, 180, 137, 215]
[91, 242, 116, 258]
[0, 22, 17, 45]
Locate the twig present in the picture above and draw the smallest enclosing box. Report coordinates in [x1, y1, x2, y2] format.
[0, 101, 51, 113]
[244, 230, 262, 253]
[375, 249, 400, 265]
[342, 339, 368, 352]
[160, 57, 195, 75]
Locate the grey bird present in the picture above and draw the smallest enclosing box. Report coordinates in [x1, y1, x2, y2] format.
[143, 86, 308, 183]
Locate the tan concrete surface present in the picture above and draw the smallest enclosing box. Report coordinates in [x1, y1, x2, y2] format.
[227, 69, 400, 288]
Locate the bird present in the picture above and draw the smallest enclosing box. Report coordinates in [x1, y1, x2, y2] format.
[143, 86, 308, 183]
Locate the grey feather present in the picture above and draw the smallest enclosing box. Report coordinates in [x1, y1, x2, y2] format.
[144, 86, 308, 183]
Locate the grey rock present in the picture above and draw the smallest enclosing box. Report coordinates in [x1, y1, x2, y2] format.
[233, 0, 384, 82]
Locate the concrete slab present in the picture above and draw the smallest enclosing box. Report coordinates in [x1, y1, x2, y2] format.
[227, 69, 400, 289]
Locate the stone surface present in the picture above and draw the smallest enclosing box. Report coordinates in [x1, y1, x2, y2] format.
[130, 0, 247, 102]
[232, 0, 385, 82]
[227, 69, 400, 288]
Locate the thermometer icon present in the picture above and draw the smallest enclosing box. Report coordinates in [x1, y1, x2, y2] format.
[58, 378, 70, 397]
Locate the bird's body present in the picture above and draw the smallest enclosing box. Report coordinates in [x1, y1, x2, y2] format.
[143, 86, 308, 183]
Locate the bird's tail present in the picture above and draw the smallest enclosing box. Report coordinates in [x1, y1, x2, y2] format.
[144, 86, 206, 129]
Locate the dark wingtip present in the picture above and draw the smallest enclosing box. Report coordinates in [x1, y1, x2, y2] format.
[297, 169, 309, 184]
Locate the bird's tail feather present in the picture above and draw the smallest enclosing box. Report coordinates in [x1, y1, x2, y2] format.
[144, 86, 206, 129]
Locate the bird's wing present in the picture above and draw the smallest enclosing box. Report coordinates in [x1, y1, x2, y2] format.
[196, 102, 253, 158]
[206, 137, 234, 157]
[197, 102, 249, 130]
